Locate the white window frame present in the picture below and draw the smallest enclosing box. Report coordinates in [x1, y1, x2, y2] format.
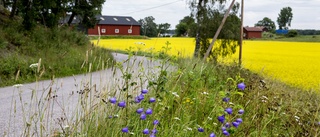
[115, 29, 119, 33]
[128, 29, 132, 34]
[101, 29, 106, 33]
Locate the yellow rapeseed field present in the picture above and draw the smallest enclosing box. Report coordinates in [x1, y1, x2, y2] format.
[93, 38, 320, 91]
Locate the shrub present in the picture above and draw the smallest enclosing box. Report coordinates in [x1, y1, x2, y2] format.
[286, 30, 298, 37]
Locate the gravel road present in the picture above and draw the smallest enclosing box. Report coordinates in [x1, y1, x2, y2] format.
[0, 53, 168, 136]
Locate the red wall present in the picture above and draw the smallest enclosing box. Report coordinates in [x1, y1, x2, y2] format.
[244, 31, 262, 39]
[88, 25, 140, 35]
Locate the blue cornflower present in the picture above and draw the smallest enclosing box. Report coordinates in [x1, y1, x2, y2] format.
[118, 101, 126, 108]
[225, 122, 231, 128]
[221, 126, 227, 131]
[232, 121, 240, 128]
[152, 128, 158, 134]
[141, 89, 148, 94]
[218, 115, 225, 123]
[146, 108, 153, 115]
[143, 128, 149, 134]
[140, 113, 147, 120]
[136, 108, 144, 114]
[238, 109, 244, 115]
[222, 130, 230, 136]
[198, 127, 204, 132]
[222, 97, 230, 102]
[210, 132, 216, 137]
[109, 97, 117, 104]
[135, 96, 141, 103]
[225, 108, 233, 114]
[149, 97, 156, 103]
[138, 94, 145, 101]
[121, 127, 129, 133]
[236, 118, 243, 123]
[153, 120, 159, 125]
[237, 82, 246, 90]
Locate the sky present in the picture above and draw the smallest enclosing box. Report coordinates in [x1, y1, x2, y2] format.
[102, 0, 320, 30]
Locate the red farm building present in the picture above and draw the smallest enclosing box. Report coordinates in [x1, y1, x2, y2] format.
[88, 15, 141, 36]
[243, 27, 263, 39]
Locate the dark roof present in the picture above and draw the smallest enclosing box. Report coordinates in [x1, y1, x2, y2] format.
[59, 15, 141, 26]
[96, 15, 141, 26]
[59, 15, 82, 24]
[244, 27, 263, 32]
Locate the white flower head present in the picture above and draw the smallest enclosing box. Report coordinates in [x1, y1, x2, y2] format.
[29, 63, 39, 68]
[173, 117, 181, 121]
[186, 127, 192, 131]
[202, 92, 209, 95]
[172, 92, 180, 98]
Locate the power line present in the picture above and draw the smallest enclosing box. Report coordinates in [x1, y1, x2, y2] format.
[120, 0, 183, 15]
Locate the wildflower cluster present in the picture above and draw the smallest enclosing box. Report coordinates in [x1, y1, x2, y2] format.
[201, 82, 246, 136]
[116, 89, 159, 136]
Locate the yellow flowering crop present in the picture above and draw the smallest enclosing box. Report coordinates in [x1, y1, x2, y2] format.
[92, 38, 196, 58]
[93, 38, 320, 91]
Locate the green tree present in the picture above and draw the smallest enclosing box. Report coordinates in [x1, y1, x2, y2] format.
[277, 7, 293, 30]
[189, 0, 241, 60]
[157, 23, 171, 34]
[138, 16, 157, 37]
[175, 22, 188, 36]
[255, 17, 276, 32]
[175, 16, 196, 37]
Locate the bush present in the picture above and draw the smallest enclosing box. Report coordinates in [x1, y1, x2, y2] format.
[286, 30, 298, 37]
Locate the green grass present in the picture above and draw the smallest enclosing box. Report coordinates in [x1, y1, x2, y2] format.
[11, 51, 320, 136]
[0, 17, 114, 87]
[258, 32, 320, 42]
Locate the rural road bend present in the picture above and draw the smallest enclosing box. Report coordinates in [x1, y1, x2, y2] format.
[0, 53, 167, 136]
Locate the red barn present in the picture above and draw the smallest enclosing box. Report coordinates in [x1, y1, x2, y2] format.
[88, 15, 141, 36]
[243, 27, 263, 39]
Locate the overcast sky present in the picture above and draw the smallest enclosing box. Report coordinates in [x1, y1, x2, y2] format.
[102, 0, 320, 30]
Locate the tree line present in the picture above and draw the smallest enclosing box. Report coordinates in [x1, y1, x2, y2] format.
[0, 0, 105, 30]
[137, 16, 171, 37]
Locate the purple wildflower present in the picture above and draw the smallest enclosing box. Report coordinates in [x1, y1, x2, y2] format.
[143, 128, 149, 134]
[109, 97, 117, 104]
[122, 127, 129, 133]
[225, 108, 233, 114]
[118, 101, 126, 108]
[136, 108, 144, 114]
[237, 82, 246, 90]
[141, 89, 148, 94]
[198, 127, 204, 132]
[218, 115, 225, 123]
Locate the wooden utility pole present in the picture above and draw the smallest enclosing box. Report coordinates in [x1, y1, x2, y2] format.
[239, 0, 244, 65]
[203, 0, 236, 61]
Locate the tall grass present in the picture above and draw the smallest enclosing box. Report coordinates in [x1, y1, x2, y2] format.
[7, 49, 320, 136]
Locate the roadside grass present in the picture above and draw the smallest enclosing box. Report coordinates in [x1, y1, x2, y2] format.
[0, 20, 114, 87]
[9, 49, 320, 136]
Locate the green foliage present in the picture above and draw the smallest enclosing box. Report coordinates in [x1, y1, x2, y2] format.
[138, 16, 158, 37]
[0, 21, 114, 87]
[175, 16, 197, 37]
[189, 1, 241, 60]
[255, 17, 276, 32]
[286, 30, 298, 37]
[175, 22, 188, 36]
[277, 7, 293, 30]
[5, 0, 105, 30]
[157, 23, 171, 34]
